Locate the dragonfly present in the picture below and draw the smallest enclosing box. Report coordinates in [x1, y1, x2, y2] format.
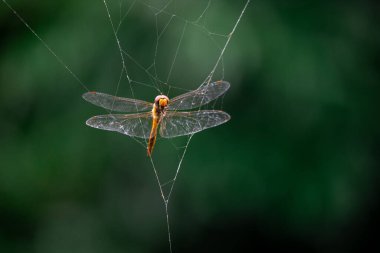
[83, 80, 231, 156]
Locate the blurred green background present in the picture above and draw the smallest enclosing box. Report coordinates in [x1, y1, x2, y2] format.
[1, 0, 379, 252]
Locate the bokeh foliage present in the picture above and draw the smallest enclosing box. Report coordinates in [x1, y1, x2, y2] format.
[0, 0, 379, 252]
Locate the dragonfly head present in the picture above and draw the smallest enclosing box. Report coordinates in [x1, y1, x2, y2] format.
[154, 95, 169, 110]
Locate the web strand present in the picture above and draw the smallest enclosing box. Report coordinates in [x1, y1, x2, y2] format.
[166, 21, 188, 96]
[204, 0, 251, 85]
[1, 0, 89, 92]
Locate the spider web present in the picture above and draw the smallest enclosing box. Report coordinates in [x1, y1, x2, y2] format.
[2, 0, 251, 251]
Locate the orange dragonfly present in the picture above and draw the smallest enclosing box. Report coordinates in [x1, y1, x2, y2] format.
[83, 80, 230, 156]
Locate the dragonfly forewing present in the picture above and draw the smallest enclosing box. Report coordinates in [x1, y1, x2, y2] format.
[83, 92, 152, 112]
[86, 112, 152, 139]
[159, 110, 230, 138]
[168, 81, 230, 111]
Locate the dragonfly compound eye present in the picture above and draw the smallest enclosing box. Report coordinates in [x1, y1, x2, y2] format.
[159, 98, 168, 107]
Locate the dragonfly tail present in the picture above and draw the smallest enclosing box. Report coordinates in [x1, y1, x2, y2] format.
[147, 134, 157, 156]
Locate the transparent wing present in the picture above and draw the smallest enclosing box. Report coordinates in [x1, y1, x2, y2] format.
[85, 112, 152, 139]
[159, 110, 230, 138]
[168, 81, 230, 111]
[83, 91, 152, 112]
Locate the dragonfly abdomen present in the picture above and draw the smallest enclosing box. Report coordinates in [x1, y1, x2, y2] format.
[147, 107, 161, 156]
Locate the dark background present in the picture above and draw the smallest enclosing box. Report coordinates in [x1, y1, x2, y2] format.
[1, 0, 379, 252]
